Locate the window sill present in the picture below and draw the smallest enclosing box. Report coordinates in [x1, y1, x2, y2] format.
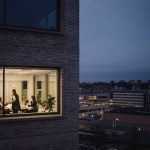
[0, 25, 64, 35]
[0, 113, 62, 122]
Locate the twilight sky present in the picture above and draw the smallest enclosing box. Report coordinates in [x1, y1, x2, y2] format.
[80, 0, 150, 82]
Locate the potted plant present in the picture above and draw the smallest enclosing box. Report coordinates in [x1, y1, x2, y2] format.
[40, 95, 55, 112]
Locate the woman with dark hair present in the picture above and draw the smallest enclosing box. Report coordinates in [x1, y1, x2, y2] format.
[28, 95, 38, 112]
[31, 96, 37, 108]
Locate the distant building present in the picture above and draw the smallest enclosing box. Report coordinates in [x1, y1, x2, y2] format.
[112, 90, 150, 108]
[79, 87, 92, 94]
[79, 92, 110, 106]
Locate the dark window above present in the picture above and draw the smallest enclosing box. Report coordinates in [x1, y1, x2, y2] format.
[0, 0, 4, 24]
[0, 0, 59, 31]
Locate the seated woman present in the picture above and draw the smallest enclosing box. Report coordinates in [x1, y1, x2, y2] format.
[27, 96, 38, 112]
[0, 97, 11, 114]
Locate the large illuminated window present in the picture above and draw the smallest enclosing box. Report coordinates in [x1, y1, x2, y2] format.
[0, 67, 60, 117]
[0, 0, 59, 31]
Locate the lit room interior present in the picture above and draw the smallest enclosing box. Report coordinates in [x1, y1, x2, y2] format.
[0, 67, 58, 115]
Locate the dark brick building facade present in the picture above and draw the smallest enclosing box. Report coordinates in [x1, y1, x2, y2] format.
[0, 0, 79, 149]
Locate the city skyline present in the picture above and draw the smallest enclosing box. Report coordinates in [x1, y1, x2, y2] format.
[80, 0, 150, 82]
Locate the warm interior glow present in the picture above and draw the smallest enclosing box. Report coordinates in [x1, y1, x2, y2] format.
[0, 68, 58, 115]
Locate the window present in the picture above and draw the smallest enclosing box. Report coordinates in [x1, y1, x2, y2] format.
[0, 0, 4, 24]
[98, 96, 107, 99]
[0, 67, 60, 117]
[0, 0, 59, 31]
[88, 95, 96, 100]
[79, 96, 85, 100]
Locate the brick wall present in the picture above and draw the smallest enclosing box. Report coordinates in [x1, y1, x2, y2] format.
[0, 0, 79, 149]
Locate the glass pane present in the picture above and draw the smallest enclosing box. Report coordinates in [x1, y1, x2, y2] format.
[35, 75, 46, 104]
[5, 69, 22, 114]
[5, 0, 58, 30]
[34, 70, 58, 113]
[0, 0, 4, 24]
[4, 68, 58, 115]
[0, 68, 3, 116]
[48, 70, 58, 112]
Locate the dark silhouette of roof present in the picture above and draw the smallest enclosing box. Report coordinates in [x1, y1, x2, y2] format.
[111, 107, 150, 116]
[118, 129, 150, 146]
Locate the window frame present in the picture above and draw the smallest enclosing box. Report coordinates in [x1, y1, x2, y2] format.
[0, 0, 60, 32]
[0, 66, 61, 118]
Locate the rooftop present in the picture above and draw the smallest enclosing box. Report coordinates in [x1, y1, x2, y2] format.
[111, 107, 150, 116]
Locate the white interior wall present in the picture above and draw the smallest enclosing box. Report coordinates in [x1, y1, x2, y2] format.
[0, 70, 58, 112]
[49, 74, 57, 112]
[27, 75, 34, 100]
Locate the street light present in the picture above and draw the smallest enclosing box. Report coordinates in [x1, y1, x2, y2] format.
[113, 118, 119, 136]
[116, 118, 119, 121]
[138, 128, 141, 131]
